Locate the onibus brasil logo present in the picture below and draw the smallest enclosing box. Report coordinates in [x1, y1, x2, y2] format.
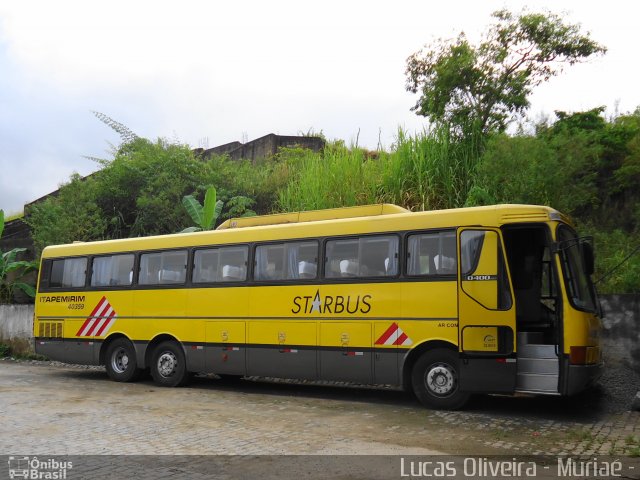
[8, 456, 72, 479]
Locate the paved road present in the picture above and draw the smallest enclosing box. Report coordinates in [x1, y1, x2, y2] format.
[1, 360, 639, 478]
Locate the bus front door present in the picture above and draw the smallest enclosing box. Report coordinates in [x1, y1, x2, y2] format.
[457, 228, 516, 393]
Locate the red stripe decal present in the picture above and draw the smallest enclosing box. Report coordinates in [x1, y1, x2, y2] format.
[375, 322, 398, 345]
[76, 296, 109, 336]
[394, 332, 408, 346]
[93, 310, 116, 337]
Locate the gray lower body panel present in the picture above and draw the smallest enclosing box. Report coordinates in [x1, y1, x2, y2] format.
[35, 339, 66, 362]
[35, 338, 98, 365]
[246, 347, 317, 380]
[459, 357, 517, 393]
[206, 345, 246, 375]
[320, 350, 373, 383]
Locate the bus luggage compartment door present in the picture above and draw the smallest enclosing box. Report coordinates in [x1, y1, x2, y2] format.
[205, 321, 246, 375]
[319, 322, 373, 383]
[247, 321, 317, 380]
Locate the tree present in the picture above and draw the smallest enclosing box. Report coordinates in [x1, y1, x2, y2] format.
[0, 210, 38, 303]
[405, 9, 606, 135]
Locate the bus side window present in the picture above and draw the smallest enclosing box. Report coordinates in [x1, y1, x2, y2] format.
[219, 246, 248, 282]
[325, 236, 398, 279]
[407, 231, 456, 276]
[193, 249, 220, 283]
[255, 244, 285, 281]
[49, 257, 87, 288]
[360, 236, 398, 276]
[325, 239, 358, 278]
[255, 241, 318, 281]
[287, 241, 317, 280]
[139, 250, 187, 285]
[91, 254, 134, 287]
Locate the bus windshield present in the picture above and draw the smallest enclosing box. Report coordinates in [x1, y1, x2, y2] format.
[557, 225, 596, 312]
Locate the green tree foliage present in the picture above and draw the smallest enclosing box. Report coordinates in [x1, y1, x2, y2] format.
[0, 210, 38, 303]
[405, 9, 606, 135]
[28, 174, 107, 254]
[473, 108, 640, 292]
[93, 138, 209, 237]
[27, 138, 263, 252]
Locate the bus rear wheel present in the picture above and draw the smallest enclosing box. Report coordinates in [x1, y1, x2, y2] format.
[105, 338, 141, 382]
[150, 341, 189, 387]
[411, 348, 469, 410]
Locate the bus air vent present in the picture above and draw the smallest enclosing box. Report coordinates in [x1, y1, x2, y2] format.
[38, 321, 63, 338]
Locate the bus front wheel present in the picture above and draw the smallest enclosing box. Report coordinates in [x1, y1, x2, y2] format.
[150, 341, 189, 387]
[105, 338, 141, 382]
[411, 348, 469, 410]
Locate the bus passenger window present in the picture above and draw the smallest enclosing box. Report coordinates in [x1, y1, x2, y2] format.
[325, 239, 358, 278]
[407, 231, 456, 276]
[325, 236, 398, 279]
[255, 244, 285, 281]
[255, 241, 318, 281]
[50, 257, 87, 288]
[139, 250, 187, 285]
[91, 254, 134, 287]
[193, 249, 220, 283]
[360, 236, 398, 276]
[218, 246, 248, 282]
[291, 242, 318, 279]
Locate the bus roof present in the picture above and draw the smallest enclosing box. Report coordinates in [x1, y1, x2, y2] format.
[41, 203, 570, 258]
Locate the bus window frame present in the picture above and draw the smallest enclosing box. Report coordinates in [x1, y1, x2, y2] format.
[89, 253, 136, 289]
[253, 239, 320, 283]
[321, 232, 402, 282]
[555, 224, 597, 314]
[191, 243, 251, 286]
[404, 228, 458, 281]
[39, 255, 90, 292]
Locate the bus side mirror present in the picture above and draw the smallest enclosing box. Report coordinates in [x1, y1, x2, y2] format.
[581, 242, 595, 276]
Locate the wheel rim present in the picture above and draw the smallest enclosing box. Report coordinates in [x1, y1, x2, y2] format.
[424, 362, 456, 397]
[111, 347, 129, 374]
[157, 351, 178, 378]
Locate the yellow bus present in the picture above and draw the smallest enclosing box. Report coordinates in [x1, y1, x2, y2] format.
[33, 203, 602, 409]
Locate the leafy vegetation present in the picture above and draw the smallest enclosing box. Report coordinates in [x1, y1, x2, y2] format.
[405, 9, 606, 135]
[0, 210, 38, 303]
[181, 186, 256, 233]
[27, 139, 260, 254]
[22, 106, 640, 293]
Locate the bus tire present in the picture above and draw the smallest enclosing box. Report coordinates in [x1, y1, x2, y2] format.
[411, 348, 469, 410]
[150, 341, 189, 387]
[105, 338, 141, 382]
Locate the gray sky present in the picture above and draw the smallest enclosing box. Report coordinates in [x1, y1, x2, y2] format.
[0, 0, 638, 215]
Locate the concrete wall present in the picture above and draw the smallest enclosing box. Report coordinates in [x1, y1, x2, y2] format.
[600, 294, 640, 371]
[202, 134, 325, 163]
[0, 304, 33, 340]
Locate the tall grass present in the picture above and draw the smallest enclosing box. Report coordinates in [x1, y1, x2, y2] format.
[277, 142, 381, 212]
[276, 125, 484, 213]
[381, 125, 484, 211]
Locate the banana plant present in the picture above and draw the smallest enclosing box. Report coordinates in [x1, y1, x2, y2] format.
[0, 210, 38, 303]
[181, 186, 224, 233]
